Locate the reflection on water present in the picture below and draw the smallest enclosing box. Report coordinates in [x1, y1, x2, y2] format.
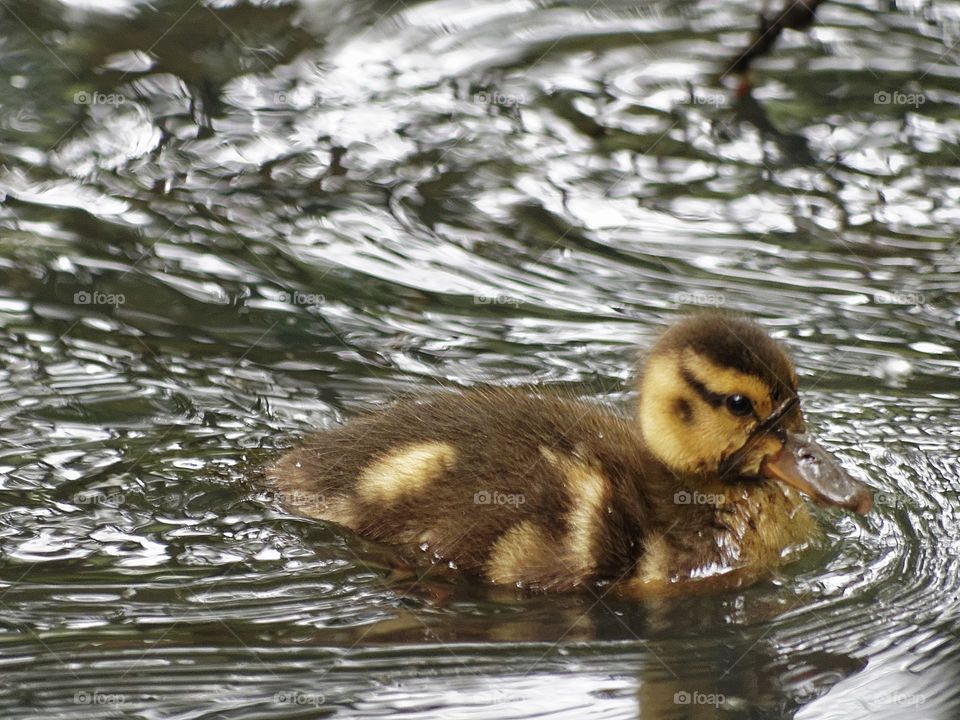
[1, 0, 960, 717]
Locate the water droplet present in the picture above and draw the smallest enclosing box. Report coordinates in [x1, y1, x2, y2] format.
[876, 357, 913, 386]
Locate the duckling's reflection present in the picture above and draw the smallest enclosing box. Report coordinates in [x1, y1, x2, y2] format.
[301, 563, 867, 718]
[730, 92, 818, 168]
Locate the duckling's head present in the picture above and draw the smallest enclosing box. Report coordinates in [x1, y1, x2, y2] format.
[637, 312, 871, 513]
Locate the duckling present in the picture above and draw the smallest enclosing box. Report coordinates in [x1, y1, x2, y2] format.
[267, 312, 872, 596]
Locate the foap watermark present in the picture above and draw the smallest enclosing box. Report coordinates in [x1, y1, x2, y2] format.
[278, 290, 325, 307]
[674, 490, 726, 506]
[474, 490, 525, 507]
[674, 690, 725, 707]
[273, 90, 324, 107]
[274, 690, 325, 708]
[74, 290, 125, 306]
[473, 90, 526, 108]
[679, 91, 726, 107]
[873, 692, 926, 708]
[74, 90, 126, 107]
[74, 490, 125, 507]
[672, 291, 724, 307]
[872, 492, 903, 509]
[475, 688, 524, 705]
[263, 489, 326, 511]
[874, 291, 925, 306]
[874, 90, 925, 107]
[74, 690, 126, 707]
[474, 293, 520, 307]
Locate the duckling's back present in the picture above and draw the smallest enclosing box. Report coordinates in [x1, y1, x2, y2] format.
[268, 387, 662, 591]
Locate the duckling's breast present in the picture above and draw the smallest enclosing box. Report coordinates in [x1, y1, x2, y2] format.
[715, 482, 818, 569]
[618, 481, 817, 596]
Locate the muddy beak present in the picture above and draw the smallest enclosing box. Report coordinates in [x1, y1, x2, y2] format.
[761, 433, 872, 514]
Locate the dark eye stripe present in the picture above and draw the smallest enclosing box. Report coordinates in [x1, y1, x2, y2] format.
[679, 367, 725, 408]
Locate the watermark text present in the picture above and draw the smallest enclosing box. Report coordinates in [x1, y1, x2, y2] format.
[475, 490, 525, 507]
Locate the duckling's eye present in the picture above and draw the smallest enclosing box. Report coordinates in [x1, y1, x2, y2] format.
[725, 394, 753, 417]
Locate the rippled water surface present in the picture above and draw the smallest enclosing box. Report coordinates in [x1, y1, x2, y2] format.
[2, 0, 960, 717]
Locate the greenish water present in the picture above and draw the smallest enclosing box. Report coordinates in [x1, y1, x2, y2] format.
[1, 0, 959, 718]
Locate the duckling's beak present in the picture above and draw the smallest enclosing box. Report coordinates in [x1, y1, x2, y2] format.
[761, 433, 873, 514]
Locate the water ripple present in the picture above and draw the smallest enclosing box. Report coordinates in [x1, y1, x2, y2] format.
[1, 0, 959, 717]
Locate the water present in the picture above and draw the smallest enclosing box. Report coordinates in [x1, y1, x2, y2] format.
[1, 0, 959, 717]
